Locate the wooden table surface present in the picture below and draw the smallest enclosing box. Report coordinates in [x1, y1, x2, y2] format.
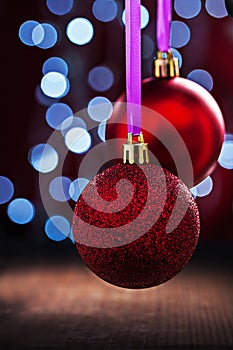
[0, 243, 232, 350]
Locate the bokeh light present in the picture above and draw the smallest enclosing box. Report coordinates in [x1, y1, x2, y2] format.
[187, 69, 213, 91]
[32, 23, 58, 49]
[41, 72, 68, 98]
[88, 66, 114, 92]
[43, 57, 68, 76]
[69, 228, 75, 244]
[46, 0, 74, 16]
[61, 116, 87, 137]
[205, 0, 228, 18]
[174, 0, 202, 19]
[122, 5, 150, 29]
[92, 0, 118, 22]
[88, 96, 113, 122]
[46, 103, 73, 130]
[190, 176, 213, 197]
[49, 176, 72, 202]
[170, 21, 191, 48]
[69, 178, 90, 201]
[7, 198, 35, 224]
[65, 127, 92, 154]
[98, 121, 106, 142]
[35, 85, 58, 107]
[66, 18, 94, 45]
[142, 34, 155, 59]
[218, 135, 233, 169]
[45, 215, 70, 241]
[18, 20, 40, 46]
[171, 48, 183, 68]
[0, 176, 14, 204]
[29, 143, 59, 173]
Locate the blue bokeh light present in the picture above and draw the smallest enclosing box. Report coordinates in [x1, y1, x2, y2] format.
[61, 116, 87, 137]
[66, 18, 94, 45]
[92, 0, 118, 22]
[46, 103, 73, 130]
[18, 20, 40, 46]
[46, 0, 74, 16]
[142, 35, 155, 59]
[174, 0, 202, 19]
[69, 178, 90, 201]
[32, 23, 58, 49]
[29, 143, 59, 173]
[187, 69, 213, 91]
[41, 72, 68, 98]
[69, 228, 75, 244]
[43, 57, 68, 76]
[7, 198, 35, 224]
[88, 66, 114, 92]
[170, 21, 191, 48]
[205, 0, 227, 18]
[45, 215, 70, 241]
[49, 176, 72, 202]
[35, 85, 58, 107]
[88, 96, 113, 122]
[0, 176, 14, 204]
[171, 48, 183, 68]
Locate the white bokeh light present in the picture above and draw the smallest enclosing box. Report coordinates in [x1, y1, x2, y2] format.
[65, 127, 92, 154]
[190, 176, 213, 198]
[218, 135, 233, 170]
[41, 72, 68, 98]
[122, 5, 150, 29]
[66, 18, 94, 45]
[88, 96, 113, 122]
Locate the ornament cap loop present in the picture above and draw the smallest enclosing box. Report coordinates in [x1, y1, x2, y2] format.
[123, 132, 149, 165]
[154, 50, 180, 78]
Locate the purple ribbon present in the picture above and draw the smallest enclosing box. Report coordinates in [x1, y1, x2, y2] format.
[125, 0, 141, 136]
[157, 0, 172, 51]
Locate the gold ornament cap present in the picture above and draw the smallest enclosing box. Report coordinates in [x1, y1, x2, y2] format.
[154, 50, 180, 78]
[123, 132, 149, 165]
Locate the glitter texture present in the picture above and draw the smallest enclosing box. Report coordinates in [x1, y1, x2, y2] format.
[73, 163, 200, 289]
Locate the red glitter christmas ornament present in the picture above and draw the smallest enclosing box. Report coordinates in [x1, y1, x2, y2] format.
[106, 74, 225, 187]
[73, 162, 200, 289]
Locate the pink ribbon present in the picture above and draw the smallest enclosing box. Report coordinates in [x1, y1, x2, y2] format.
[157, 0, 172, 51]
[125, 0, 141, 136]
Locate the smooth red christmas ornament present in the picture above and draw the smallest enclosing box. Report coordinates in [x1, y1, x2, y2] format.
[73, 163, 200, 289]
[106, 76, 225, 187]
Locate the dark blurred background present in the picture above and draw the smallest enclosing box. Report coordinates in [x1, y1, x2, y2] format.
[0, 0, 232, 258]
[0, 1, 232, 349]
